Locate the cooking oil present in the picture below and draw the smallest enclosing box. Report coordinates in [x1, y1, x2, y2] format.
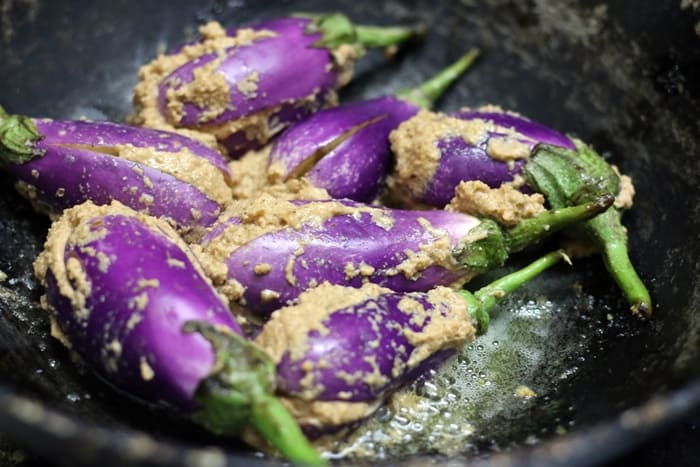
[321, 289, 594, 461]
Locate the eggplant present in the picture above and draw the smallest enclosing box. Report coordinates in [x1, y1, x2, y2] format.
[387, 107, 575, 208]
[0, 107, 233, 237]
[255, 250, 566, 435]
[198, 193, 611, 317]
[33, 201, 324, 465]
[267, 50, 479, 202]
[387, 107, 651, 316]
[133, 14, 423, 157]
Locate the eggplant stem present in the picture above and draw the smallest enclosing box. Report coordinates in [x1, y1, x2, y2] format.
[396, 48, 480, 109]
[185, 321, 324, 465]
[504, 194, 614, 253]
[475, 250, 568, 313]
[523, 142, 652, 316]
[250, 396, 326, 466]
[589, 210, 652, 317]
[454, 196, 608, 278]
[461, 250, 568, 334]
[354, 23, 426, 48]
[304, 12, 423, 51]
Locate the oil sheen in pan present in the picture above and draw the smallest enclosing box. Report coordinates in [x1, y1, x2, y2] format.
[321, 273, 640, 461]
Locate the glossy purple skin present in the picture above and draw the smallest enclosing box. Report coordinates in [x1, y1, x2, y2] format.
[419, 110, 575, 206]
[269, 96, 420, 201]
[202, 200, 480, 316]
[455, 110, 576, 149]
[158, 17, 337, 129]
[6, 119, 230, 229]
[422, 136, 528, 206]
[37, 118, 231, 173]
[43, 212, 242, 410]
[275, 291, 458, 402]
[220, 91, 329, 157]
[301, 351, 456, 438]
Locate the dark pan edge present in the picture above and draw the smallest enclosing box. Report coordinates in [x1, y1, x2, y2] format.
[2, 378, 700, 467]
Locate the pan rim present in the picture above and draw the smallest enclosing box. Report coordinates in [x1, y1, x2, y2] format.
[1, 377, 699, 466]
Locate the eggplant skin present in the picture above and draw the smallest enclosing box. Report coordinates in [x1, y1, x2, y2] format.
[388, 107, 575, 207]
[7, 118, 233, 235]
[34, 201, 242, 410]
[199, 196, 481, 317]
[134, 18, 343, 157]
[158, 18, 337, 128]
[268, 96, 420, 201]
[255, 282, 475, 435]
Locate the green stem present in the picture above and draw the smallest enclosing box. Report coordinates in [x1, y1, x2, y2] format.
[503, 194, 614, 253]
[395, 48, 480, 109]
[354, 23, 426, 48]
[587, 210, 652, 317]
[460, 250, 568, 334]
[474, 250, 568, 314]
[523, 142, 652, 316]
[184, 322, 324, 465]
[251, 396, 326, 466]
[302, 13, 423, 51]
[455, 195, 611, 277]
[0, 105, 44, 164]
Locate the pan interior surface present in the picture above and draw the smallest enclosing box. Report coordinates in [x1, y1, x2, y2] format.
[0, 0, 699, 465]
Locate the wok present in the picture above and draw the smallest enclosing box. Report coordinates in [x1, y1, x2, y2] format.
[0, 0, 699, 465]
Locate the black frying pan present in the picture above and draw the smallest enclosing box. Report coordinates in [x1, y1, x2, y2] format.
[0, 0, 699, 466]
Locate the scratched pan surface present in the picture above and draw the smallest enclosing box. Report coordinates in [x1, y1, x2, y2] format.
[0, 1, 699, 466]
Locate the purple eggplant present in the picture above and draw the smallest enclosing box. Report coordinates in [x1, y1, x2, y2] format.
[33, 201, 324, 465]
[388, 107, 575, 208]
[255, 250, 565, 435]
[199, 194, 611, 317]
[388, 107, 651, 316]
[133, 14, 423, 157]
[0, 107, 233, 237]
[267, 50, 479, 201]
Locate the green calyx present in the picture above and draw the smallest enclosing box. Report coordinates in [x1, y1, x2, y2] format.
[523, 141, 652, 317]
[0, 106, 44, 165]
[184, 321, 325, 465]
[187, 321, 275, 432]
[298, 12, 423, 52]
[301, 13, 358, 50]
[524, 141, 619, 208]
[454, 219, 510, 275]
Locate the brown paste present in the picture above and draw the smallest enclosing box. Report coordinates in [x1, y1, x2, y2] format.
[132, 21, 277, 149]
[387, 108, 536, 205]
[255, 282, 389, 365]
[115, 144, 233, 206]
[196, 193, 387, 298]
[226, 145, 331, 201]
[164, 55, 233, 125]
[34, 201, 224, 350]
[446, 180, 546, 226]
[253, 283, 474, 430]
[133, 20, 347, 153]
[612, 165, 635, 209]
